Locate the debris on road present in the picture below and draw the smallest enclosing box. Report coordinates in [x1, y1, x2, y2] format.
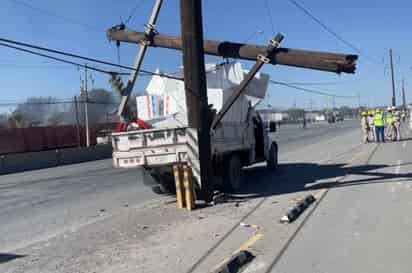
[280, 194, 316, 223]
[211, 250, 255, 273]
[211, 192, 227, 205]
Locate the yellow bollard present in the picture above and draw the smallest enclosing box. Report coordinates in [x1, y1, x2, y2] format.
[183, 164, 196, 211]
[173, 164, 185, 209]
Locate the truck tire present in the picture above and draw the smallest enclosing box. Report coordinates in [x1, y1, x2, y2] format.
[267, 143, 278, 169]
[223, 155, 242, 192]
[144, 168, 175, 195]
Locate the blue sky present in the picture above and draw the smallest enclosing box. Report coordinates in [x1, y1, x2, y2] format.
[1, 0, 412, 112]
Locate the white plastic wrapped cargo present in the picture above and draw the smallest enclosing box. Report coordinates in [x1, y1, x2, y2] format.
[136, 95, 164, 120]
[143, 62, 269, 124]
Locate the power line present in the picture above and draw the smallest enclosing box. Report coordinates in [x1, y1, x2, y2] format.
[0, 63, 76, 69]
[125, 0, 147, 25]
[0, 42, 129, 76]
[8, 0, 101, 31]
[288, 0, 362, 53]
[287, 0, 382, 65]
[0, 37, 183, 80]
[264, 0, 275, 34]
[270, 80, 358, 99]
[0, 100, 118, 107]
[282, 81, 353, 86]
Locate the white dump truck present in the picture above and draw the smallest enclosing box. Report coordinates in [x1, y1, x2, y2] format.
[111, 62, 278, 196]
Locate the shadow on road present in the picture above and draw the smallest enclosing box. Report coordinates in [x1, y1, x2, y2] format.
[0, 253, 26, 264]
[231, 162, 412, 199]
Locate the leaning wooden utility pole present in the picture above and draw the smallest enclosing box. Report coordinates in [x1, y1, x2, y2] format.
[179, 0, 212, 201]
[107, 30, 358, 74]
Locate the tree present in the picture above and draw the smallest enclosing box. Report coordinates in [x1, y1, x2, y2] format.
[12, 97, 66, 127]
[78, 88, 117, 126]
[0, 113, 8, 128]
[9, 111, 27, 128]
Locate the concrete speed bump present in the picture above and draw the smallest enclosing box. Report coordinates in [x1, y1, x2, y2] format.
[211, 250, 254, 273]
[280, 194, 316, 223]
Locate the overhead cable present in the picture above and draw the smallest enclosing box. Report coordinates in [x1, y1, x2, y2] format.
[8, 0, 101, 31]
[0, 37, 183, 80]
[288, 0, 381, 64]
[270, 80, 358, 98]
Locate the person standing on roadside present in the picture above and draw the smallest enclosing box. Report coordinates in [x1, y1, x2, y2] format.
[367, 110, 375, 142]
[386, 107, 394, 141]
[374, 108, 385, 143]
[393, 106, 402, 141]
[361, 111, 369, 143]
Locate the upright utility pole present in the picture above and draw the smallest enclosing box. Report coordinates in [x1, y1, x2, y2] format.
[180, 0, 212, 201]
[389, 49, 396, 107]
[74, 96, 81, 147]
[402, 78, 406, 110]
[84, 65, 90, 147]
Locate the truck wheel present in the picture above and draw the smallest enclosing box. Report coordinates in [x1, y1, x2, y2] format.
[224, 155, 242, 192]
[267, 143, 278, 169]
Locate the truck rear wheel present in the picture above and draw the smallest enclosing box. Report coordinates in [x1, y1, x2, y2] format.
[267, 143, 278, 169]
[223, 155, 242, 192]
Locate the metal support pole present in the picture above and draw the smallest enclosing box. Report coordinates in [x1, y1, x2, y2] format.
[74, 96, 81, 147]
[390, 49, 396, 107]
[402, 78, 406, 110]
[116, 0, 163, 120]
[180, 0, 212, 201]
[211, 33, 283, 129]
[84, 65, 90, 147]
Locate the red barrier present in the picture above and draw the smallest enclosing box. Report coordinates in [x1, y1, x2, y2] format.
[0, 123, 116, 155]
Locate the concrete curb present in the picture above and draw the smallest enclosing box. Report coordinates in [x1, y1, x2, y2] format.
[280, 194, 316, 223]
[0, 145, 112, 175]
[211, 250, 254, 273]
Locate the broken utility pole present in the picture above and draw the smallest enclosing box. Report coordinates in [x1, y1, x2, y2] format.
[180, 0, 212, 201]
[107, 30, 358, 74]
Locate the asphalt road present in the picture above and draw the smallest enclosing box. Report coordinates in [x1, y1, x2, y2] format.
[272, 127, 412, 273]
[277, 120, 358, 152]
[0, 120, 359, 254]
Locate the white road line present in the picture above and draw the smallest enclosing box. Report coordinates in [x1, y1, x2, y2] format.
[395, 159, 402, 174]
[402, 142, 407, 148]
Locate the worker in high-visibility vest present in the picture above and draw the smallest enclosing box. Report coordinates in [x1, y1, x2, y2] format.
[361, 111, 369, 143]
[393, 106, 402, 141]
[367, 110, 375, 142]
[374, 108, 385, 143]
[386, 107, 395, 141]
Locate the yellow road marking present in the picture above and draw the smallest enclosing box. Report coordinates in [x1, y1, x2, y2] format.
[235, 233, 263, 253]
[212, 233, 263, 271]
